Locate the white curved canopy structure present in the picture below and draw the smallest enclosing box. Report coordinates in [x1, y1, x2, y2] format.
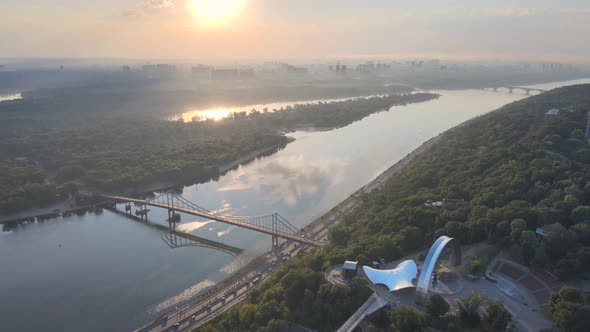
[415, 235, 460, 304]
[362, 260, 418, 292]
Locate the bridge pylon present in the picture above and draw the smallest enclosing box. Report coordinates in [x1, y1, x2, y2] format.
[124, 202, 132, 214]
[271, 214, 283, 251]
[167, 208, 181, 231]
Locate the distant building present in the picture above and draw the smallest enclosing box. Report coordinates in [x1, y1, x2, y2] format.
[238, 68, 255, 78]
[535, 227, 548, 237]
[14, 157, 28, 166]
[191, 65, 212, 75]
[342, 260, 358, 278]
[141, 64, 176, 77]
[443, 198, 465, 205]
[425, 200, 443, 208]
[545, 109, 560, 118]
[210, 67, 255, 80]
[586, 111, 590, 138]
[211, 68, 239, 80]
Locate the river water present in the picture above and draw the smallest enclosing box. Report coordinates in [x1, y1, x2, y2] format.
[1, 80, 588, 332]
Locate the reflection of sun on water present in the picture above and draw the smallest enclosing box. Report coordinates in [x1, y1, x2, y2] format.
[187, 0, 243, 27]
[183, 108, 233, 122]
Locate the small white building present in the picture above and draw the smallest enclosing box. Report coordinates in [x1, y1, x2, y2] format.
[545, 109, 560, 117]
[342, 260, 358, 278]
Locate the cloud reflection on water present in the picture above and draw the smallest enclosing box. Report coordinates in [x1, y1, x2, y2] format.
[217, 154, 346, 206]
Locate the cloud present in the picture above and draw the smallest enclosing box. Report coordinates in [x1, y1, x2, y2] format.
[143, 0, 176, 9]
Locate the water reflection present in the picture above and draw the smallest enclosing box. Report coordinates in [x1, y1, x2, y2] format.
[217, 155, 346, 206]
[0, 93, 22, 102]
[150, 279, 216, 314]
[170, 96, 379, 122]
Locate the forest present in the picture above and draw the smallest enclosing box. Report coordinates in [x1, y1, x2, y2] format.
[197, 84, 590, 332]
[0, 92, 436, 214]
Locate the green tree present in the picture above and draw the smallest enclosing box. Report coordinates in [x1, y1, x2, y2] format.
[470, 259, 483, 275]
[389, 306, 427, 332]
[519, 230, 538, 266]
[571, 206, 590, 223]
[550, 287, 585, 315]
[239, 304, 258, 330]
[280, 268, 321, 310]
[445, 221, 464, 239]
[426, 294, 450, 318]
[510, 219, 527, 244]
[456, 293, 486, 328]
[552, 302, 590, 332]
[545, 224, 576, 259]
[482, 301, 512, 331]
[265, 319, 289, 332]
[329, 227, 350, 247]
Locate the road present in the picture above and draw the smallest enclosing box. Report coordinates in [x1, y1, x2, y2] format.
[135, 134, 441, 332]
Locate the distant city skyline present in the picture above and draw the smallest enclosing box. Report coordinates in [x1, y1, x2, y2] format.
[1, 0, 589, 63]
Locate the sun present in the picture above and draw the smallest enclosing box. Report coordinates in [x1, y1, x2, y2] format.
[187, 0, 243, 27]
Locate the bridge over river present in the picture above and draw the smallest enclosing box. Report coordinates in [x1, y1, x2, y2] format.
[489, 86, 547, 94]
[103, 192, 322, 248]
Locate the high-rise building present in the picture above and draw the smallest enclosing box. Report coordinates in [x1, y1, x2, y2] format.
[586, 111, 590, 138]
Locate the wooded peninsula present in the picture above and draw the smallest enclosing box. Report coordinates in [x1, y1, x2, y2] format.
[0, 92, 436, 215]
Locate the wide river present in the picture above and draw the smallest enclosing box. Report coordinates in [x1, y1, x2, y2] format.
[1, 79, 589, 332]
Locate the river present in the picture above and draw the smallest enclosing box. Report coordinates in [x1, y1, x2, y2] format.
[1, 79, 589, 332]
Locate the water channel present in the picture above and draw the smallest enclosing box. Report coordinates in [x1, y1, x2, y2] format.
[1, 79, 589, 332]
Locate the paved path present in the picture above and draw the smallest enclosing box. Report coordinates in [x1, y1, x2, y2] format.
[440, 277, 552, 332]
[336, 293, 381, 332]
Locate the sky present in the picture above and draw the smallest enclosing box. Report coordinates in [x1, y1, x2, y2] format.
[1, 0, 589, 62]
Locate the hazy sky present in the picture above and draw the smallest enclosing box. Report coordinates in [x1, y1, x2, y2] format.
[1, 0, 589, 62]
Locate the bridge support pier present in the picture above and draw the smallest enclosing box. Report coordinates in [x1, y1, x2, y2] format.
[134, 203, 149, 222]
[167, 209, 180, 231]
[124, 202, 132, 215]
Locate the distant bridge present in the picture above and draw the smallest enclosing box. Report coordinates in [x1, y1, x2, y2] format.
[489, 86, 547, 95]
[103, 192, 321, 248]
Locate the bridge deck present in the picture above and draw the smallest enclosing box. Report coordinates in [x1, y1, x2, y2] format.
[104, 195, 321, 247]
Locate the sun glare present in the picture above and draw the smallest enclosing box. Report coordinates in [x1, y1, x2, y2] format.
[187, 0, 243, 27]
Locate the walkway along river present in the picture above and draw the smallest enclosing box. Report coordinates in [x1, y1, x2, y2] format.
[1, 79, 589, 332]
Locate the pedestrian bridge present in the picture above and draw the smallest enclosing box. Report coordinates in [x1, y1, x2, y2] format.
[103, 192, 321, 247]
